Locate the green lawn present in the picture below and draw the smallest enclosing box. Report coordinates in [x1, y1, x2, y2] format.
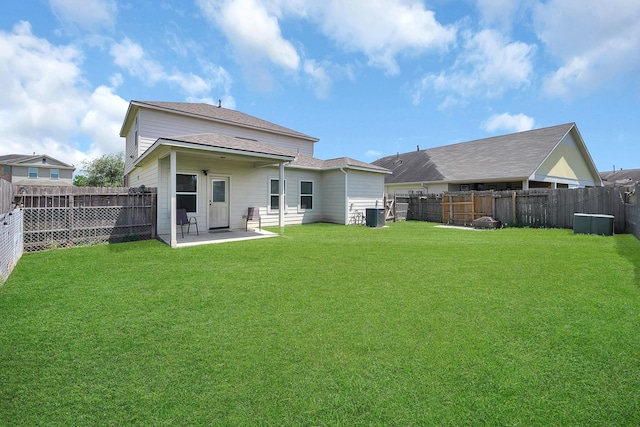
[1, 222, 639, 426]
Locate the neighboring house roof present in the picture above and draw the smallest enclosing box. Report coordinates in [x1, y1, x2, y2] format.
[600, 168, 640, 186]
[0, 154, 74, 169]
[120, 101, 319, 142]
[373, 123, 599, 184]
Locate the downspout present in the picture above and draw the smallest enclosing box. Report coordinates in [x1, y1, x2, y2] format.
[169, 149, 177, 248]
[340, 167, 348, 225]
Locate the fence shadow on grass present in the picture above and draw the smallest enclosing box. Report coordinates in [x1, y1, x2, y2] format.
[616, 236, 640, 287]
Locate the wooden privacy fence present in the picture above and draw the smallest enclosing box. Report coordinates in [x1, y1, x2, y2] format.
[402, 186, 633, 234]
[15, 186, 157, 252]
[626, 183, 639, 239]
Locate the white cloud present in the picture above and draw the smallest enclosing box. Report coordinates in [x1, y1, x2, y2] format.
[196, 0, 300, 71]
[303, 59, 332, 99]
[312, 0, 456, 75]
[80, 83, 129, 158]
[482, 113, 535, 133]
[412, 29, 535, 106]
[365, 149, 382, 159]
[533, 0, 640, 97]
[475, 0, 523, 30]
[0, 21, 126, 166]
[109, 37, 234, 103]
[196, 0, 456, 89]
[49, 0, 117, 31]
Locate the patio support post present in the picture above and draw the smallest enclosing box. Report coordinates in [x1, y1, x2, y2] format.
[170, 149, 177, 248]
[279, 161, 285, 232]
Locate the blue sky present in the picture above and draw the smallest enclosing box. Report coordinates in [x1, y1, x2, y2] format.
[1, 0, 638, 173]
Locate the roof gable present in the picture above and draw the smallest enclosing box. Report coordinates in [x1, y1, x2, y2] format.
[121, 101, 319, 142]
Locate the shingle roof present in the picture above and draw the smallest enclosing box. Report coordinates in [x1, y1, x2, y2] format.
[128, 101, 318, 142]
[0, 154, 32, 164]
[150, 134, 389, 173]
[599, 168, 640, 186]
[0, 154, 74, 168]
[160, 133, 296, 158]
[291, 154, 390, 173]
[373, 123, 576, 184]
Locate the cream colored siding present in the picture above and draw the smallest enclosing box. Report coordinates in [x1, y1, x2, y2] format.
[321, 170, 347, 224]
[155, 153, 326, 233]
[534, 133, 600, 187]
[348, 171, 385, 212]
[128, 159, 158, 188]
[141, 109, 314, 155]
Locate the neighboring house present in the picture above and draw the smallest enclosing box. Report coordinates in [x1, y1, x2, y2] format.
[600, 168, 640, 187]
[0, 154, 75, 187]
[373, 123, 602, 195]
[120, 101, 389, 246]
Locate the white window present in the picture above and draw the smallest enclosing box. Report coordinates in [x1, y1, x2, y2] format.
[269, 178, 286, 212]
[28, 167, 38, 178]
[176, 173, 198, 213]
[50, 169, 59, 179]
[299, 180, 314, 210]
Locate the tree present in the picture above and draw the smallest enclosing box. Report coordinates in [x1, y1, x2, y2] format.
[79, 152, 125, 187]
[73, 174, 89, 187]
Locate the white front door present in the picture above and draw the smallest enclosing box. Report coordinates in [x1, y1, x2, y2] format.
[209, 177, 229, 228]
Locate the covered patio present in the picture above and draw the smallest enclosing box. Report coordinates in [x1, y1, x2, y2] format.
[158, 227, 278, 248]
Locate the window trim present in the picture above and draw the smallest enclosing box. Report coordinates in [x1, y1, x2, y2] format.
[268, 177, 287, 213]
[50, 168, 60, 180]
[28, 167, 38, 179]
[298, 179, 314, 212]
[175, 172, 199, 214]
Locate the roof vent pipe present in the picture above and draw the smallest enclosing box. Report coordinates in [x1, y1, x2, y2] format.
[417, 145, 420, 151]
[218, 99, 221, 108]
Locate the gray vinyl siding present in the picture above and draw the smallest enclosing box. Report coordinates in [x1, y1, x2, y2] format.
[10, 165, 74, 186]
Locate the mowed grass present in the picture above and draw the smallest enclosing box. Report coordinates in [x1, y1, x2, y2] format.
[1, 222, 639, 426]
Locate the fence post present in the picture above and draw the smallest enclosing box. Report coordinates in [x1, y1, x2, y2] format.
[68, 192, 74, 247]
[511, 191, 516, 225]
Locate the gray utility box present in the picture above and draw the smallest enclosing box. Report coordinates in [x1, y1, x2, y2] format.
[366, 208, 385, 228]
[573, 213, 614, 236]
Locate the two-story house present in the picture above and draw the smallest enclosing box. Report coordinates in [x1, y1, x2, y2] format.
[0, 154, 75, 187]
[120, 101, 390, 247]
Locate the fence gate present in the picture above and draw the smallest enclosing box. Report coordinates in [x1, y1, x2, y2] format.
[442, 192, 494, 226]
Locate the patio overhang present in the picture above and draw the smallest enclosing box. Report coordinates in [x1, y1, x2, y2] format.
[146, 134, 294, 248]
